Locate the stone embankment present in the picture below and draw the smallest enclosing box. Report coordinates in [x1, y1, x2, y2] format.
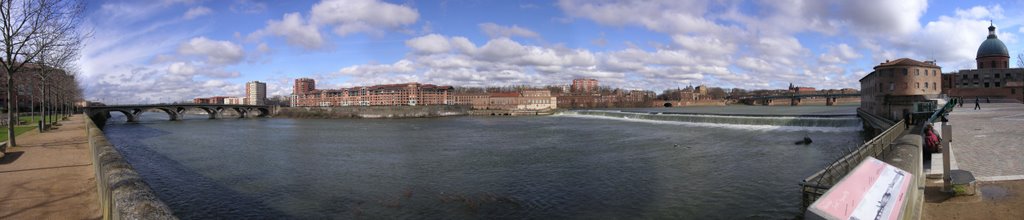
[275, 105, 471, 119]
[86, 115, 177, 219]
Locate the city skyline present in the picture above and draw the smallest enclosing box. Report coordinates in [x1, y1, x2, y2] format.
[79, 0, 1024, 103]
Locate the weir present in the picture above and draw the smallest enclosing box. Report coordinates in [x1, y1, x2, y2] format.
[566, 110, 862, 128]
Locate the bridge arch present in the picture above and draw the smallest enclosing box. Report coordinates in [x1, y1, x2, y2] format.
[85, 104, 273, 129]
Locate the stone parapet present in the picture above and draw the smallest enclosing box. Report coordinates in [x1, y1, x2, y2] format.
[85, 116, 177, 220]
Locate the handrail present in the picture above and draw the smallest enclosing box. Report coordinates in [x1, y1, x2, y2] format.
[800, 114, 906, 208]
[86, 116, 177, 220]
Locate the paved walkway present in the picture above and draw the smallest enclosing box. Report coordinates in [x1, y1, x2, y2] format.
[948, 103, 1024, 180]
[0, 115, 101, 219]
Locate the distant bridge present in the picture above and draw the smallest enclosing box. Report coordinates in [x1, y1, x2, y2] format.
[85, 104, 273, 128]
[738, 93, 861, 106]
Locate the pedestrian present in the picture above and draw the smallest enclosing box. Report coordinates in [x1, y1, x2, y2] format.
[903, 111, 911, 129]
[958, 97, 963, 107]
[974, 97, 981, 110]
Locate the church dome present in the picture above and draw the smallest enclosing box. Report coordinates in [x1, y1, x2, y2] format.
[977, 24, 1009, 58]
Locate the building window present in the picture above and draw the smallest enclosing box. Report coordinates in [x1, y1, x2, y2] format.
[984, 82, 990, 88]
[962, 75, 968, 79]
[995, 82, 1001, 87]
[915, 69, 919, 76]
[991, 61, 996, 68]
[996, 74, 1000, 78]
[1013, 89, 1017, 94]
[916, 82, 920, 88]
[923, 82, 928, 88]
[933, 82, 936, 90]
[1005, 61, 1009, 68]
[903, 69, 908, 76]
[974, 74, 979, 79]
[889, 83, 894, 91]
[878, 83, 883, 92]
[978, 62, 982, 68]
[1006, 73, 1012, 79]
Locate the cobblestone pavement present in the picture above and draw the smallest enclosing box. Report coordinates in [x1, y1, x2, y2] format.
[947, 103, 1024, 180]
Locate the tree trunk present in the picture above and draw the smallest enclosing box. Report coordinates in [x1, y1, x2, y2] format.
[40, 80, 46, 130]
[6, 74, 16, 150]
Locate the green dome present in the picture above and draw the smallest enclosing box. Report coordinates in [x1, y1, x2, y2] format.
[977, 25, 1009, 58]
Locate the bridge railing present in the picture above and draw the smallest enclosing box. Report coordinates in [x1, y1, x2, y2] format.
[799, 117, 906, 209]
[86, 116, 177, 219]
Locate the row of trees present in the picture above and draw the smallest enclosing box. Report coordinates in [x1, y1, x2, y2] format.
[1, 0, 87, 153]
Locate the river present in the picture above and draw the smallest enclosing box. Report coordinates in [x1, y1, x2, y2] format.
[102, 105, 863, 219]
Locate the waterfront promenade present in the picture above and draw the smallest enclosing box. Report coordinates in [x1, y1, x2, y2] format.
[922, 102, 1024, 220]
[0, 115, 100, 219]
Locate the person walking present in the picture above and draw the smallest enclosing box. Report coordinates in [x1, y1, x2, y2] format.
[958, 97, 963, 107]
[974, 97, 981, 110]
[903, 111, 911, 129]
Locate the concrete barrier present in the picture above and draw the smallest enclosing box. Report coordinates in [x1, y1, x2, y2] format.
[85, 116, 177, 220]
[880, 133, 924, 220]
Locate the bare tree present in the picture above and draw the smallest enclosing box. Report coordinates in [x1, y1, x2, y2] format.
[1017, 52, 1023, 68]
[1, 0, 86, 152]
[33, 30, 80, 131]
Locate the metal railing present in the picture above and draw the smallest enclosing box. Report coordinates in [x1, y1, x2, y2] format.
[799, 117, 906, 208]
[86, 116, 177, 220]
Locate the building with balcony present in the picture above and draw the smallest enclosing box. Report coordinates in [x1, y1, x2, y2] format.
[246, 81, 267, 105]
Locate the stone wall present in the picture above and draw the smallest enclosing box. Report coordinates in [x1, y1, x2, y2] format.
[274, 105, 471, 119]
[85, 116, 177, 219]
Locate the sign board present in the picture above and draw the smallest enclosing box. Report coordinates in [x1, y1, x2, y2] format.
[806, 157, 912, 220]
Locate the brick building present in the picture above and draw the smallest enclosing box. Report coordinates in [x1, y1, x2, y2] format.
[941, 23, 1024, 102]
[571, 78, 599, 94]
[471, 90, 557, 111]
[860, 58, 943, 120]
[291, 79, 454, 107]
[193, 96, 229, 104]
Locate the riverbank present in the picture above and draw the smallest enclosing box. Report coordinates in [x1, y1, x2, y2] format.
[0, 115, 101, 219]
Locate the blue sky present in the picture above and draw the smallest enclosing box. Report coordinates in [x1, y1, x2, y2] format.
[78, 0, 1024, 103]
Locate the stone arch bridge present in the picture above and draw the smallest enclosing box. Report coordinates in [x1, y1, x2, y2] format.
[85, 104, 274, 129]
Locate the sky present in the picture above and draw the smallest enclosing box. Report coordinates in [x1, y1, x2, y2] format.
[78, 0, 1024, 104]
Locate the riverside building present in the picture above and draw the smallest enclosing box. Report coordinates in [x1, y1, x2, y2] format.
[246, 81, 267, 105]
[860, 58, 943, 120]
[291, 79, 454, 107]
[941, 23, 1024, 102]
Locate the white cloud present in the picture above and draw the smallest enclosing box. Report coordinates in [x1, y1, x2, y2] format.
[405, 34, 452, 54]
[839, 0, 927, 35]
[252, 12, 324, 49]
[183, 6, 211, 19]
[671, 34, 736, 56]
[478, 23, 540, 39]
[818, 43, 862, 64]
[177, 37, 245, 65]
[557, 0, 721, 34]
[954, 5, 1003, 20]
[310, 0, 419, 36]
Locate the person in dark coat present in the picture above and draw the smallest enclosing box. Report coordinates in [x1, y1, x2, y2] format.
[974, 97, 981, 110]
[958, 97, 963, 107]
[903, 111, 911, 129]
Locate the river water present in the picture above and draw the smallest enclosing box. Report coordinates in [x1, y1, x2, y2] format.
[103, 106, 863, 219]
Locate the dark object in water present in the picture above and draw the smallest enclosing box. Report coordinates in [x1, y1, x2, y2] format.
[794, 136, 813, 145]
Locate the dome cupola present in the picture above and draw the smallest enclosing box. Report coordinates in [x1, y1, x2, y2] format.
[976, 21, 1010, 69]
